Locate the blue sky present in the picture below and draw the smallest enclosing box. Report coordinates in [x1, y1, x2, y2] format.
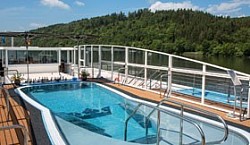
[0, 0, 250, 31]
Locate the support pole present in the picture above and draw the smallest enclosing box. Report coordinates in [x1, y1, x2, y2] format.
[66, 50, 69, 63]
[201, 65, 206, 104]
[125, 47, 128, 80]
[156, 110, 161, 145]
[98, 45, 101, 78]
[111, 46, 114, 80]
[247, 79, 250, 118]
[83, 46, 86, 67]
[25, 33, 29, 84]
[168, 55, 172, 96]
[58, 49, 61, 76]
[144, 51, 147, 89]
[91, 45, 93, 77]
[78, 45, 81, 77]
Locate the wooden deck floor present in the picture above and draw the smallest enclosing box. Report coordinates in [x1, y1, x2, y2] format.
[0, 85, 32, 145]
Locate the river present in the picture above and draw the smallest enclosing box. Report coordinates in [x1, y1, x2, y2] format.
[183, 53, 250, 74]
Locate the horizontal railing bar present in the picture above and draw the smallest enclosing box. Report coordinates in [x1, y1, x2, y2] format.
[0, 124, 28, 145]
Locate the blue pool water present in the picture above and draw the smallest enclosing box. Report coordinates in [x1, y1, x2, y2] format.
[21, 82, 249, 145]
[22, 83, 156, 143]
[176, 88, 248, 108]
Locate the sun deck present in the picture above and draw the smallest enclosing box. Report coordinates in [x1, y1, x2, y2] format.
[0, 80, 249, 145]
[0, 45, 249, 144]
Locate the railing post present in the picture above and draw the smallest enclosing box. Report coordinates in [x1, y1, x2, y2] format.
[125, 47, 129, 81]
[58, 49, 61, 66]
[111, 46, 114, 81]
[77, 45, 80, 76]
[66, 50, 70, 64]
[144, 51, 147, 89]
[168, 55, 172, 97]
[83, 45, 86, 67]
[73, 46, 76, 72]
[201, 64, 206, 104]
[91, 45, 94, 77]
[156, 110, 161, 145]
[179, 105, 184, 145]
[247, 78, 250, 118]
[98, 45, 102, 78]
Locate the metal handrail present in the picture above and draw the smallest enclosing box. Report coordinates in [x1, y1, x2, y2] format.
[139, 70, 160, 87]
[145, 90, 170, 136]
[147, 72, 163, 88]
[127, 68, 143, 85]
[124, 103, 142, 141]
[160, 74, 169, 98]
[0, 124, 28, 145]
[115, 67, 126, 84]
[164, 99, 229, 144]
[124, 102, 206, 145]
[239, 85, 250, 121]
[0, 69, 20, 84]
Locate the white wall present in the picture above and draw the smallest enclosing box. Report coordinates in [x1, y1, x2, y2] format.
[7, 63, 60, 74]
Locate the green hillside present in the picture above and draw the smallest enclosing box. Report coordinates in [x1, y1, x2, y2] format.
[19, 9, 250, 56]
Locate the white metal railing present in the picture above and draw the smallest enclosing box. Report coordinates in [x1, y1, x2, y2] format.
[77, 44, 250, 119]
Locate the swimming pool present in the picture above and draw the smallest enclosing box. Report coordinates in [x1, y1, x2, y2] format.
[175, 88, 248, 108]
[17, 82, 249, 145]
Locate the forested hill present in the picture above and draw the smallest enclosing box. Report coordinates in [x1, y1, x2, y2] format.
[30, 9, 250, 56]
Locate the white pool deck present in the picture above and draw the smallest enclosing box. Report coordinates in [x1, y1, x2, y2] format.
[5, 72, 75, 84]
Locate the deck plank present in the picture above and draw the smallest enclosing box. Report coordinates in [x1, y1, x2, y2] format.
[1, 85, 32, 145]
[0, 92, 20, 145]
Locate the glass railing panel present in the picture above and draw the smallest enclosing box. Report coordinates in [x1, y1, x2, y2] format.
[172, 57, 202, 71]
[101, 46, 111, 61]
[172, 72, 202, 100]
[114, 47, 125, 62]
[128, 48, 145, 64]
[92, 46, 99, 69]
[206, 65, 227, 74]
[101, 62, 111, 71]
[147, 52, 168, 67]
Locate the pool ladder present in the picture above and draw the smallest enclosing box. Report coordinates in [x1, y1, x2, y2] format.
[124, 93, 229, 145]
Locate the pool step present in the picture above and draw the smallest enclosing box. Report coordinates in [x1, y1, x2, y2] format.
[119, 103, 152, 128]
[57, 113, 112, 137]
[130, 135, 157, 144]
[81, 106, 112, 119]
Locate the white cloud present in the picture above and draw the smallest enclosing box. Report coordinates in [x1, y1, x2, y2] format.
[147, 0, 158, 4]
[75, 1, 85, 7]
[206, 0, 250, 15]
[41, 0, 70, 9]
[149, 1, 201, 12]
[29, 23, 46, 29]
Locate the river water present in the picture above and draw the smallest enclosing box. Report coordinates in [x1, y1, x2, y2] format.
[183, 54, 250, 74]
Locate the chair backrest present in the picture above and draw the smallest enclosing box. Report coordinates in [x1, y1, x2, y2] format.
[227, 70, 242, 86]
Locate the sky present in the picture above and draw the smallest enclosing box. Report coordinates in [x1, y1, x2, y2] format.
[0, 0, 250, 31]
